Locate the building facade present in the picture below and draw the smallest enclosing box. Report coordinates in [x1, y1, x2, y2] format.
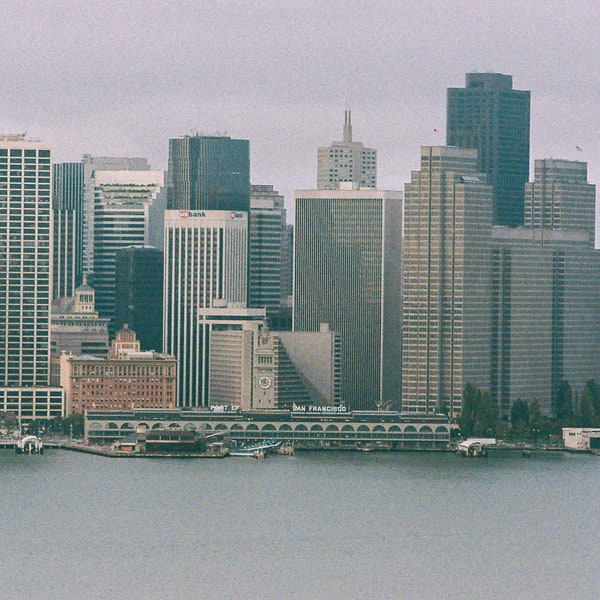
[167, 135, 250, 212]
[60, 325, 177, 414]
[87, 168, 164, 326]
[447, 73, 530, 227]
[209, 323, 342, 411]
[53, 162, 84, 298]
[249, 185, 290, 325]
[114, 246, 164, 352]
[51, 276, 110, 360]
[402, 146, 493, 416]
[163, 210, 254, 407]
[317, 111, 377, 190]
[0, 135, 63, 420]
[490, 159, 600, 416]
[294, 185, 402, 410]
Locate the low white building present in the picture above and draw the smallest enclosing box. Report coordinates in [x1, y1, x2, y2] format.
[563, 428, 600, 451]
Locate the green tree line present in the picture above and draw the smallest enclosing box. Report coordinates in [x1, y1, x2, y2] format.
[458, 379, 600, 440]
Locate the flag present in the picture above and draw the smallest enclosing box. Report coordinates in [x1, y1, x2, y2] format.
[433, 128, 440, 134]
[576, 146, 583, 152]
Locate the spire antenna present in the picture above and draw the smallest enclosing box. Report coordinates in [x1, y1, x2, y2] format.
[343, 108, 352, 143]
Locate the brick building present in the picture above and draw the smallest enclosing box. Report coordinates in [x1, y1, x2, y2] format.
[59, 325, 177, 414]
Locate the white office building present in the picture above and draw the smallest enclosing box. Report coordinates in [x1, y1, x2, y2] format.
[0, 135, 63, 420]
[163, 209, 251, 407]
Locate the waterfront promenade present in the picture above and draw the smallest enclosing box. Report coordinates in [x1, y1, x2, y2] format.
[84, 408, 453, 450]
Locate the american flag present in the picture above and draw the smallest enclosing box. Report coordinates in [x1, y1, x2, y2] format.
[576, 146, 583, 152]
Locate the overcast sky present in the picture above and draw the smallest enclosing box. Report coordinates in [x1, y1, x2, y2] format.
[1, 1, 598, 225]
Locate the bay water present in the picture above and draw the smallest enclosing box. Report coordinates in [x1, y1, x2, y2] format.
[1, 449, 598, 599]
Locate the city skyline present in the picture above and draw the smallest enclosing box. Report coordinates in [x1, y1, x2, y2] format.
[0, 2, 597, 232]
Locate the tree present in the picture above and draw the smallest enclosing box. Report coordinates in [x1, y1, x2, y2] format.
[582, 380, 600, 426]
[458, 382, 479, 437]
[528, 398, 551, 441]
[578, 388, 596, 427]
[458, 382, 499, 438]
[511, 399, 530, 435]
[555, 380, 574, 426]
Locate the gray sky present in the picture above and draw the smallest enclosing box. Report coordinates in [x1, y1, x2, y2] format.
[1, 0, 598, 223]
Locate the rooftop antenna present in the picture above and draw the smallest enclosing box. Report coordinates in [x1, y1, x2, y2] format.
[343, 102, 352, 143]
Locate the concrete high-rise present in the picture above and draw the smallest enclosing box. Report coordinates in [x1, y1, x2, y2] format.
[0, 135, 63, 420]
[163, 210, 260, 407]
[53, 162, 84, 298]
[82, 160, 164, 327]
[317, 111, 377, 190]
[525, 159, 596, 239]
[402, 147, 493, 416]
[490, 160, 600, 417]
[167, 135, 250, 212]
[447, 73, 530, 227]
[293, 184, 402, 410]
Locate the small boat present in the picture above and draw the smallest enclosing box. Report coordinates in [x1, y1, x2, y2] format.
[229, 439, 281, 457]
[357, 444, 374, 452]
[15, 435, 44, 454]
[277, 442, 294, 455]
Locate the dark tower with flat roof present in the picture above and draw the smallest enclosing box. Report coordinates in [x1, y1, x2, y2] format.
[114, 246, 164, 352]
[447, 73, 530, 227]
[167, 135, 250, 212]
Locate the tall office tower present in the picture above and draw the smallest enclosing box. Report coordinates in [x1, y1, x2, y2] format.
[283, 223, 294, 298]
[82, 156, 152, 277]
[82, 162, 164, 326]
[114, 246, 164, 351]
[491, 160, 599, 417]
[0, 135, 63, 420]
[164, 210, 258, 407]
[294, 184, 402, 411]
[167, 135, 250, 212]
[402, 147, 493, 416]
[525, 159, 596, 239]
[317, 111, 377, 190]
[53, 162, 84, 298]
[249, 185, 289, 321]
[447, 73, 530, 227]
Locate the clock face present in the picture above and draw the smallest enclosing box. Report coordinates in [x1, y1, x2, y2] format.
[258, 376, 272, 389]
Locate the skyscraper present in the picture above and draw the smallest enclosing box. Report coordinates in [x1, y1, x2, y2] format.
[0, 135, 63, 420]
[490, 159, 600, 416]
[53, 162, 84, 298]
[447, 73, 530, 227]
[114, 246, 164, 352]
[294, 184, 402, 410]
[167, 135, 250, 212]
[249, 185, 289, 321]
[402, 147, 493, 416]
[83, 162, 164, 327]
[317, 111, 377, 190]
[163, 210, 260, 407]
[525, 159, 596, 239]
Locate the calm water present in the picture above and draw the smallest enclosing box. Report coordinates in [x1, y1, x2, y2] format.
[1, 448, 599, 600]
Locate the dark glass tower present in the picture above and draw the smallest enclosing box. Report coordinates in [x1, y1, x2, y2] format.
[447, 73, 530, 227]
[167, 135, 250, 212]
[114, 246, 164, 352]
[53, 162, 84, 298]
